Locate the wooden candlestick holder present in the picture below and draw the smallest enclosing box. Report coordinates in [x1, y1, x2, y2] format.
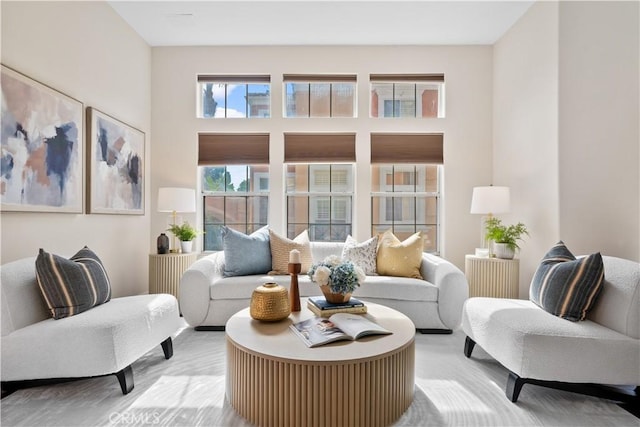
[288, 262, 302, 312]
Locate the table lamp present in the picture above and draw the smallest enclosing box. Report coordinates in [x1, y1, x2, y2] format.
[158, 187, 196, 253]
[470, 186, 510, 255]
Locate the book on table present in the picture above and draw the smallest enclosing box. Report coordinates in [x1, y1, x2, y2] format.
[307, 301, 367, 317]
[289, 313, 392, 348]
[308, 296, 365, 311]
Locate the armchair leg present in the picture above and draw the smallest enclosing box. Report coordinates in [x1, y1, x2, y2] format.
[115, 365, 134, 395]
[506, 371, 525, 402]
[161, 337, 173, 360]
[464, 336, 476, 358]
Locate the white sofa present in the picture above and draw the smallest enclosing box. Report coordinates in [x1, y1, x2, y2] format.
[462, 255, 640, 402]
[180, 242, 468, 332]
[1, 257, 182, 395]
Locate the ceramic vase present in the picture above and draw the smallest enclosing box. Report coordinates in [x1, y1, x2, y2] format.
[320, 285, 352, 304]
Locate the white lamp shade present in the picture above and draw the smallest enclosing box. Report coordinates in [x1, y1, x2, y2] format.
[470, 186, 510, 215]
[157, 187, 196, 213]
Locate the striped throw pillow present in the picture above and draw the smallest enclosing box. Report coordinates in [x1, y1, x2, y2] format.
[529, 241, 604, 321]
[35, 247, 112, 319]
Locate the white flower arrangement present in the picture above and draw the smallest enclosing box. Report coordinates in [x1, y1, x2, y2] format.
[308, 255, 366, 295]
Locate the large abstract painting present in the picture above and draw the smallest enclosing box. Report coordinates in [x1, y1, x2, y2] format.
[1, 65, 84, 213]
[87, 108, 144, 214]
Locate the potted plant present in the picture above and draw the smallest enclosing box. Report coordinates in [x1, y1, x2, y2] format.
[308, 255, 366, 303]
[484, 217, 529, 259]
[167, 221, 200, 253]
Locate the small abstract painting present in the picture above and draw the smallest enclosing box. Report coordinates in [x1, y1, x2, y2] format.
[1, 65, 84, 213]
[87, 108, 144, 215]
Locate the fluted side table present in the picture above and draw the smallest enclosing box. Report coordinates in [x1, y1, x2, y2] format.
[149, 253, 198, 300]
[465, 255, 520, 298]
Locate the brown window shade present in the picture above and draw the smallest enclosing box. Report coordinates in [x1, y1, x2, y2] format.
[369, 74, 444, 82]
[284, 133, 356, 163]
[283, 74, 357, 83]
[371, 133, 443, 164]
[198, 133, 269, 165]
[197, 75, 270, 83]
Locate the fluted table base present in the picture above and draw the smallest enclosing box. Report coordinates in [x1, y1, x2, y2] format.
[225, 301, 416, 427]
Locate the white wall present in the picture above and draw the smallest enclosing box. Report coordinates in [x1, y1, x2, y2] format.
[1, 1, 152, 297]
[493, 1, 560, 297]
[494, 0, 639, 297]
[150, 45, 494, 270]
[558, 0, 639, 260]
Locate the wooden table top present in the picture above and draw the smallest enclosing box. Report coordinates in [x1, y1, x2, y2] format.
[225, 298, 416, 363]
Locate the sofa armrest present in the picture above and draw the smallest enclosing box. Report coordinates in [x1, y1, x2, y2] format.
[420, 253, 469, 330]
[179, 252, 225, 327]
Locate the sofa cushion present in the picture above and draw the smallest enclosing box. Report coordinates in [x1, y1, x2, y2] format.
[341, 235, 378, 275]
[35, 247, 112, 319]
[269, 229, 313, 274]
[210, 274, 438, 302]
[529, 241, 604, 321]
[462, 297, 640, 384]
[376, 230, 424, 279]
[222, 226, 271, 277]
[1, 294, 180, 381]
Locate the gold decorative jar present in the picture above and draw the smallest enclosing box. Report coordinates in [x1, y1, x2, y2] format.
[250, 282, 291, 322]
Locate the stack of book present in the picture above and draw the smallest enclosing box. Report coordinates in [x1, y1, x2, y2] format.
[307, 296, 367, 317]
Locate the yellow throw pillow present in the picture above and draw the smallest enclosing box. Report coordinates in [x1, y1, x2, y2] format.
[269, 229, 314, 274]
[376, 230, 424, 279]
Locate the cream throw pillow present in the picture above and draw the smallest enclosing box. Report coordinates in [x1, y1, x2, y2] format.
[341, 235, 378, 275]
[376, 230, 424, 279]
[269, 229, 314, 274]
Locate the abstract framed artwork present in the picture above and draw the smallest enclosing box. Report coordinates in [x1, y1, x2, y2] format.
[87, 108, 145, 215]
[1, 65, 84, 213]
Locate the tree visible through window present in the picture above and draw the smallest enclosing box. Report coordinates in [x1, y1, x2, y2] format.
[201, 165, 269, 251]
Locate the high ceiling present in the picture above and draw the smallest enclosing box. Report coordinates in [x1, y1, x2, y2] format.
[108, 1, 534, 46]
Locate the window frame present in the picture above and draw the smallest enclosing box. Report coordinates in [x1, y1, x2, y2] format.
[283, 74, 357, 118]
[369, 74, 445, 118]
[285, 163, 354, 242]
[371, 164, 442, 254]
[197, 75, 271, 119]
[200, 165, 270, 251]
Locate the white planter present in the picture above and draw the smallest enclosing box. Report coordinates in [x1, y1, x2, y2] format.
[493, 242, 515, 260]
[180, 240, 193, 254]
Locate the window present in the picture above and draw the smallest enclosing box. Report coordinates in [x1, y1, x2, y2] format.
[198, 133, 270, 251]
[201, 165, 269, 251]
[286, 164, 353, 242]
[370, 133, 444, 253]
[370, 74, 445, 118]
[371, 165, 440, 253]
[284, 74, 356, 118]
[197, 75, 270, 118]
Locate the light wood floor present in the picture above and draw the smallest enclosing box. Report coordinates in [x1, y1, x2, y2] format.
[2, 320, 638, 426]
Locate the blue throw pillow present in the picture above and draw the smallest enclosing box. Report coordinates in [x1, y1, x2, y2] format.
[222, 226, 272, 277]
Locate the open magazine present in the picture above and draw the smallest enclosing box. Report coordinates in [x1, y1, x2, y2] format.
[289, 313, 392, 347]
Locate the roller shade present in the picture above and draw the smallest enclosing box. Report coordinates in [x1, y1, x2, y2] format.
[370, 133, 443, 164]
[284, 133, 356, 163]
[197, 75, 270, 83]
[283, 74, 357, 83]
[198, 133, 270, 165]
[369, 74, 444, 82]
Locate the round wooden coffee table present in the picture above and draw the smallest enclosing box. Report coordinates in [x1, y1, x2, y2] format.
[225, 299, 415, 427]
